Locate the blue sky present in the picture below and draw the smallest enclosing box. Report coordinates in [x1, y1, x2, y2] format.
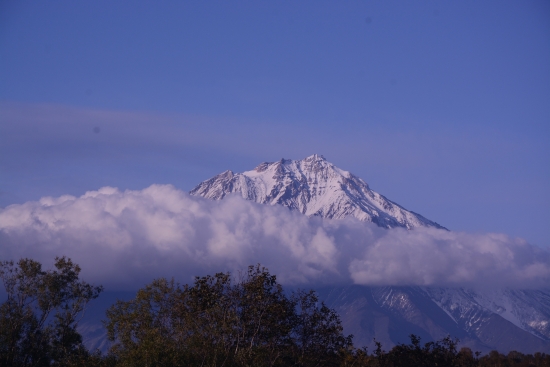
[1, 1, 549, 247]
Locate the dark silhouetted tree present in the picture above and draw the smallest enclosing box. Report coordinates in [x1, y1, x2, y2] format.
[105, 265, 353, 367]
[0, 257, 103, 367]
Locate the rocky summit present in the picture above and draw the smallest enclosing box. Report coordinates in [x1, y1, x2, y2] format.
[191, 154, 446, 230]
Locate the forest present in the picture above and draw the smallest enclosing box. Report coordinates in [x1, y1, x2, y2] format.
[1, 257, 549, 367]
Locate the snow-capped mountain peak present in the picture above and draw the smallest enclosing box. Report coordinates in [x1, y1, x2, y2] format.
[190, 154, 445, 230]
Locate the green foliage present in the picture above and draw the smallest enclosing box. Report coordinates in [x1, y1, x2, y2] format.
[104, 265, 352, 367]
[0, 257, 103, 367]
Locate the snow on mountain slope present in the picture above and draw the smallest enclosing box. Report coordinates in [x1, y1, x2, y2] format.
[423, 288, 550, 341]
[320, 285, 550, 354]
[191, 154, 445, 230]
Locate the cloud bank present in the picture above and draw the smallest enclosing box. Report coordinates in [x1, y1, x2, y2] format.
[1, 185, 548, 290]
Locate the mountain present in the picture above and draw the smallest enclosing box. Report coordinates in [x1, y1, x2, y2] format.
[191, 154, 446, 230]
[318, 286, 550, 354]
[191, 154, 550, 354]
[78, 155, 549, 354]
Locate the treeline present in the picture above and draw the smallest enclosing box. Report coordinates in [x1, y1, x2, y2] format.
[1, 258, 550, 367]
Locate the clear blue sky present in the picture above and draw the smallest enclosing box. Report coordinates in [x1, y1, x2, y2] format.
[1, 1, 549, 246]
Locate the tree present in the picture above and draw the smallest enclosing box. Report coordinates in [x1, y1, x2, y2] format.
[105, 265, 352, 367]
[104, 277, 186, 366]
[0, 257, 103, 367]
[291, 289, 353, 366]
[381, 334, 463, 367]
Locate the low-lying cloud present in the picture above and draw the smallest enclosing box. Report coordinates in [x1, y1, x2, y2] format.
[1, 185, 548, 290]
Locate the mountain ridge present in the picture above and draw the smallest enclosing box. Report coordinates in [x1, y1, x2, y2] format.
[191, 154, 446, 230]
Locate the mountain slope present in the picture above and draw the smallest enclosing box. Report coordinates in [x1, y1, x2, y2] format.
[191, 154, 445, 230]
[424, 287, 550, 343]
[319, 286, 550, 354]
[189, 154, 550, 353]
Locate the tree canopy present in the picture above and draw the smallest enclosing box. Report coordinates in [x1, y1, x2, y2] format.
[105, 264, 352, 367]
[0, 257, 103, 367]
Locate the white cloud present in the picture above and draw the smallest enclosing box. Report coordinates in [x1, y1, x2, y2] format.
[1, 184, 548, 290]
